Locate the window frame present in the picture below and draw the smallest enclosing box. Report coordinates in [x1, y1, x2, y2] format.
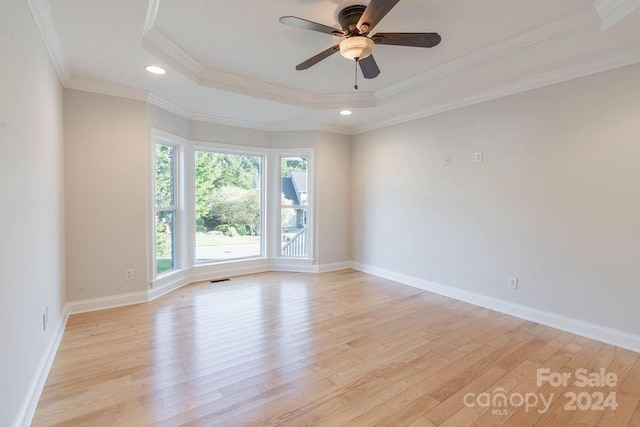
[276, 149, 314, 260]
[192, 142, 268, 265]
[152, 132, 185, 278]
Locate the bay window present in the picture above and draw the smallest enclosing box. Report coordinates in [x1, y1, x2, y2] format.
[152, 130, 314, 280]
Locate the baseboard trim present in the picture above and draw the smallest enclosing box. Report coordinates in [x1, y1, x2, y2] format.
[67, 259, 349, 314]
[189, 259, 271, 283]
[13, 311, 68, 427]
[318, 261, 355, 273]
[269, 257, 317, 273]
[353, 262, 640, 354]
[65, 291, 149, 315]
[269, 264, 318, 273]
[147, 260, 355, 302]
[148, 271, 191, 301]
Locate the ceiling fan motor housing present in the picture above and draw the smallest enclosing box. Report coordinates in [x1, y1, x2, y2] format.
[339, 5, 367, 34]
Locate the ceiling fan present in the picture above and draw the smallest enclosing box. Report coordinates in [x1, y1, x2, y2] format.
[280, 0, 441, 86]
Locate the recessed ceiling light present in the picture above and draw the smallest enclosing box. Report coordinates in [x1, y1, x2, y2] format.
[145, 65, 166, 75]
[340, 110, 352, 116]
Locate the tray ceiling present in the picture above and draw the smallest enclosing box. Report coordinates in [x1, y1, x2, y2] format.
[33, 0, 640, 133]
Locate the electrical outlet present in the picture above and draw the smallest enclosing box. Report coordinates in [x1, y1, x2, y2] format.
[445, 155, 451, 166]
[125, 269, 134, 281]
[42, 313, 47, 331]
[325, 247, 331, 255]
[508, 276, 519, 289]
[474, 152, 484, 163]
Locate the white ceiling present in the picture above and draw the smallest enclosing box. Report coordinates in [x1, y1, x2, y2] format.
[34, 0, 640, 133]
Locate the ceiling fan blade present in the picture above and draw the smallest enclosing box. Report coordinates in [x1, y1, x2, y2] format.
[357, 0, 400, 32]
[372, 32, 442, 48]
[280, 16, 345, 36]
[296, 45, 341, 70]
[359, 55, 381, 79]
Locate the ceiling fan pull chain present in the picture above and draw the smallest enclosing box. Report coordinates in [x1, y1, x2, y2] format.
[354, 58, 359, 90]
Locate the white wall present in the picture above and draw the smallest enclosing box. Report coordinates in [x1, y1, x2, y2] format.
[0, 2, 65, 425]
[147, 104, 189, 139]
[351, 63, 640, 336]
[315, 131, 351, 265]
[189, 120, 270, 148]
[64, 90, 149, 301]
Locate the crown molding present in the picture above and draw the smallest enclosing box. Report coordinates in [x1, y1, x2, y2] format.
[146, 93, 191, 119]
[197, 66, 376, 109]
[60, 77, 352, 134]
[354, 46, 640, 135]
[143, 0, 161, 34]
[268, 122, 351, 134]
[189, 113, 274, 131]
[377, 9, 599, 101]
[65, 78, 149, 101]
[189, 113, 351, 134]
[142, 27, 203, 81]
[595, 0, 640, 30]
[26, 0, 71, 84]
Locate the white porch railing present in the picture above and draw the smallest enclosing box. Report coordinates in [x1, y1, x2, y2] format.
[282, 227, 307, 257]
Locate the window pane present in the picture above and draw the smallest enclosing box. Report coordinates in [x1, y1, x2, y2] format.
[155, 144, 175, 207]
[195, 151, 262, 263]
[281, 207, 307, 257]
[156, 210, 175, 275]
[281, 157, 308, 206]
[281, 156, 309, 258]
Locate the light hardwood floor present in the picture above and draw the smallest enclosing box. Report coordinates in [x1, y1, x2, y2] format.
[33, 270, 640, 426]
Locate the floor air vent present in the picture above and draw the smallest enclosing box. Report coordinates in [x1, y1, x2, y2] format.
[210, 278, 231, 283]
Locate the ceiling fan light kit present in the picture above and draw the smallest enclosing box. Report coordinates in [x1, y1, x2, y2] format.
[339, 37, 374, 61]
[280, 0, 441, 87]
